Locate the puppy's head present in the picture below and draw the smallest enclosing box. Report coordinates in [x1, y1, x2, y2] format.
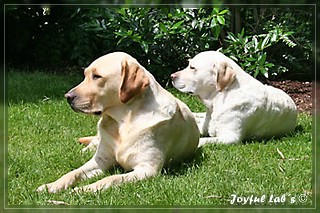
[171, 51, 236, 95]
[65, 52, 150, 115]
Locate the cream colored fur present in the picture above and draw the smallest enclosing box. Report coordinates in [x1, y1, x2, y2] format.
[171, 51, 297, 146]
[37, 52, 199, 193]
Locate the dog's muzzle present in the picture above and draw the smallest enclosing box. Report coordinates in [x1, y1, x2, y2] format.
[65, 91, 77, 105]
[64, 91, 102, 115]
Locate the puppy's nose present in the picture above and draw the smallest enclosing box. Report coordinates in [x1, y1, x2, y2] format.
[64, 91, 77, 104]
[171, 73, 178, 80]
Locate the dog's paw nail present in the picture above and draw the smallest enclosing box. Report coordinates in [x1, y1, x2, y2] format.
[72, 187, 83, 193]
[73, 187, 90, 193]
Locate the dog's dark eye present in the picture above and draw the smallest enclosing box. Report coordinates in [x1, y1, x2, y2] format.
[92, 74, 102, 80]
[190, 65, 196, 70]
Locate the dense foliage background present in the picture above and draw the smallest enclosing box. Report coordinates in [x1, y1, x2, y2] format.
[5, 6, 314, 85]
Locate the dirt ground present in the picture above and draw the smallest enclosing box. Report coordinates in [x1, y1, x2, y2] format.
[267, 80, 314, 115]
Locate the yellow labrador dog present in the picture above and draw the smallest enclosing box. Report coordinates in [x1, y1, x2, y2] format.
[37, 52, 199, 193]
[171, 51, 297, 146]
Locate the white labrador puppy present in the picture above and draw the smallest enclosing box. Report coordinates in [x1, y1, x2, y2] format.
[171, 51, 297, 146]
[37, 52, 199, 193]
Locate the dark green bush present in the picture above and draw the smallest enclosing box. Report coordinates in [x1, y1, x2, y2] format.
[222, 26, 296, 79]
[5, 7, 313, 82]
[77, 8, 228, 84]
[238, 8, 313, 80]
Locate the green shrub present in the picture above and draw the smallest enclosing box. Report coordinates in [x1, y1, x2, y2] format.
[77, 8, 228, 85]
[6, 7, 313, 81]
[238, 8, 313, 80]
[222, 26, 296, 79]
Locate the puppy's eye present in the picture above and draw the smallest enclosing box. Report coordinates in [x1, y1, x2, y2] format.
[190, 65, 196, 70]
[92, 74, 102, 80]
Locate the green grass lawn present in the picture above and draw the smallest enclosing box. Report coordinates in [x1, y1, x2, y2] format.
[7, 70, 313, 208]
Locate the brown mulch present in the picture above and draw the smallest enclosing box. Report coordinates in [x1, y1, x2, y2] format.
[267, 80, 313, 114]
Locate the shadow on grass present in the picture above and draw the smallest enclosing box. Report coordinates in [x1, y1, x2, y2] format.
[162, 116, 311, 177]
[161, 147, 207, 177]
[77, 144, 207, 180]
[241, 123, 307, 145]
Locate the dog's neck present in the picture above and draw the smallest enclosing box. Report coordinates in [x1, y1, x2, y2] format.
[196, 89, 217, 108]
[196, 77, 242, 108]
[103, 87, 152, 124]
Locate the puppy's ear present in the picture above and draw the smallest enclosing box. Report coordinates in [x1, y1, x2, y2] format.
[119, 60, 150, 103]
[216, 63, 236, 91]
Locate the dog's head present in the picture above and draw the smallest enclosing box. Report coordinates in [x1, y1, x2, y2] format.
[65, 52, 150, 115]
[171, 51, 236, 96]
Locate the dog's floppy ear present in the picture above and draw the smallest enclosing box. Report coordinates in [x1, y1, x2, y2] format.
[119, 60, 150, 103]
[216, 63, 236, 92]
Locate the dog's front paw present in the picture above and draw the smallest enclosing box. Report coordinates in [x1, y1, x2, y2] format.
[36, 182, 66, 194]
[81, 145, 97, 153]
[36, 184, 48, 192]
[80, 138, 99, 153]
[73, 181, 108, 193]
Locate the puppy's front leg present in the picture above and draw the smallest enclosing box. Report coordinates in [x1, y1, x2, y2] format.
[201, 108, 213, 136]
[36, 158, 103, 193]
[192, 112, 210, 136]
[74, 165, 159, 192]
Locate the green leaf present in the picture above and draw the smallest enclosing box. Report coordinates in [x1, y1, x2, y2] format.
[227, 32, 237, 42]
[265, 62, 274, 68]
[258, 53, 267, 66]
[218, 9, 229, 15]
[191, 19, 197, 28]
[217, 16, 225, 25]
[252, 36, 258, 49]
[271, 32, 278, 42]
[281, 36, 297, 47]
[210, 17, 217, 27]
[159, 23, 168, 33]
[257, 39, 263, 50]
[260, 67, 268, 78]
[211, 8, 220, 15]
[140, 41, 149, 54]
[240, 28, 245, 37]
[116, 36, 126, 45]
[171, 20, 184, 30]
[154, 34, 164, 39]
[247, 57, 256, 62]
[127, 30, 133, 36]
[248, 64, 256, 70]
[230, 55, 238, 61]
[261, 34, 270, 50]
[254, 68, 260, 78]
[213, 25, 221, 39]
[284, 31, 294, 36]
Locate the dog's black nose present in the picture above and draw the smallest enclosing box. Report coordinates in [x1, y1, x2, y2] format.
[65, 91, 77, 104]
